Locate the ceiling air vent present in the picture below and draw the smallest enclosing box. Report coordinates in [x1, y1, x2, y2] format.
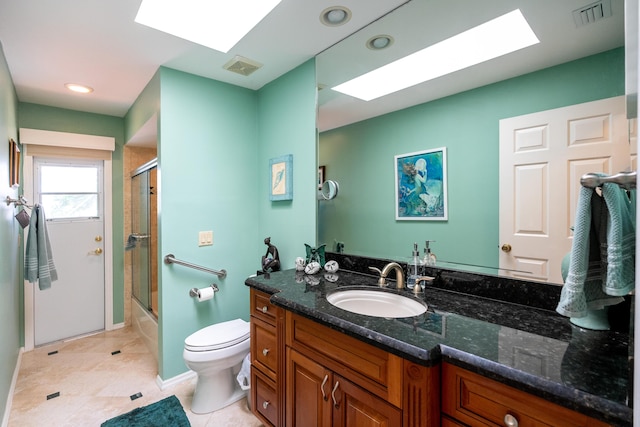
[572, 0, 612, 27]
[223, 55, 262, 77]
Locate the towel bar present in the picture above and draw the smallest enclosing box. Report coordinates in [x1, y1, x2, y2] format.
[5, 195, 33, 208]
[164, 253, 227, 279]
[580, 171, 636, 190]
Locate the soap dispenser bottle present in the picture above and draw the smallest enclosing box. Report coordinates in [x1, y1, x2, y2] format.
[423, 240, 437, 266]
[407, 242, 420, 289]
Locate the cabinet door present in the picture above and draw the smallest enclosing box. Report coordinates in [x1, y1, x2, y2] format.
[332, 374, 402, 427]
[287, 349, 332, 427]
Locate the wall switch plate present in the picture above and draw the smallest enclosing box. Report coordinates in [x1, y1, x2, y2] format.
[199, 231, 213, 246]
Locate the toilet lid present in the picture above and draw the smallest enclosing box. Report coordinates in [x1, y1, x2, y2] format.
[184, 319, 250, 352]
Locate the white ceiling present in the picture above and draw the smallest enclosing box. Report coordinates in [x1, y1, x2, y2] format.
[0, 0, 626, 136]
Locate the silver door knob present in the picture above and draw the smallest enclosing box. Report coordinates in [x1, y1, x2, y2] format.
[262, 348, 270, 356]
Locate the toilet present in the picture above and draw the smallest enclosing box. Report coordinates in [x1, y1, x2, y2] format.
[183, 318, 251, 414]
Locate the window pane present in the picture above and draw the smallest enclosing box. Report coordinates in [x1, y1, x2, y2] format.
[41, 165, 98, 193]
[41, 194, 98, 219]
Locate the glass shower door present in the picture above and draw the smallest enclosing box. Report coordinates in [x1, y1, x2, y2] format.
[131, 168, 151, 312]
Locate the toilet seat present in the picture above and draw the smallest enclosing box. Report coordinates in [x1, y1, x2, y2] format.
[184, 319, 250, 352]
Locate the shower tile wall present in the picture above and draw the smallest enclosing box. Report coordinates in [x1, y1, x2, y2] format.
[123, 146, 157, 327]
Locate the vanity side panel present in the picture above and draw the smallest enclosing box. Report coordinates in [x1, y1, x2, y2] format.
[403, 360, 440, 427]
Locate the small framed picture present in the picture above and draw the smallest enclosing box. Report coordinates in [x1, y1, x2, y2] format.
[395, 147, 447, 220]
[318, 165, 325, 190]
[9, 138, 20, 188]
[269, 154, 293, 201]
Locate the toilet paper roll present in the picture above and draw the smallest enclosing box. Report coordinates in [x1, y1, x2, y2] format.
[196, 286, 215, 302]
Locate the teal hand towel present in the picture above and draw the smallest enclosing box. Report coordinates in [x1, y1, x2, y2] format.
[24, 204, 58, 290]
[556, 186, 624, 318]
[601, 183, 636, 296]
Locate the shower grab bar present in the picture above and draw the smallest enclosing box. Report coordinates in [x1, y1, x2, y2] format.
[164, 253, 227, 279]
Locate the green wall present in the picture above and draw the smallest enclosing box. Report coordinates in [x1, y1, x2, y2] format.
[18, 103, 127, 324]
[257, 59, 318, 267]
[155, 60, 317, 379]
[318, 47, 625, 268]
[0, 42, 20, 423]
[156, 67, 260, 379]
[124, 71, 160, 143]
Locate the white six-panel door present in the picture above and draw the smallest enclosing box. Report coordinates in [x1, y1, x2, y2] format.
[499, 96, 630, 284]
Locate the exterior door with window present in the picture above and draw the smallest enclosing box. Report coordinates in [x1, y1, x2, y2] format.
[33, 158, 105, 345]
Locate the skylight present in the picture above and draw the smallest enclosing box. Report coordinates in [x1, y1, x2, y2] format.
[135, 0, 282, 53]
[332, 9, 540, 101]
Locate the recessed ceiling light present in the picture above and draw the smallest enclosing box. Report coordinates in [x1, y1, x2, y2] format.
[320, 6, 352, 27]
[64, 83, 93, 94]
[366, 35, 394, 50]
[332, 9, 539, 101]
[135, 0, 282, 53]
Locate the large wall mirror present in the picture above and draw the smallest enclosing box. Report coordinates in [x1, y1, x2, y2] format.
[316, 0, 630, 285]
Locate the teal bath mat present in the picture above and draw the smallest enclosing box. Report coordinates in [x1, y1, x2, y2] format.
[101, 395, 190, 427]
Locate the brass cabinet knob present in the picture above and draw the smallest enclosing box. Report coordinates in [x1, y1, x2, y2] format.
[501, 243, 512, 253]
[95, 248, 103, 255]
[95, 236, 102, 242]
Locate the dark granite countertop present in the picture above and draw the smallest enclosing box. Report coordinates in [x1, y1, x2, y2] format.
[245, 263, 633, 426]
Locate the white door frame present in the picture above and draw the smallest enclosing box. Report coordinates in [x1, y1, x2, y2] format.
[20, 129, 115, 351]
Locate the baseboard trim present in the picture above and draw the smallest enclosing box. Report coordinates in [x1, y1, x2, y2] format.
[155, 370, 196, 391]
[109, 322, 125, 331]
[1, 347, 23, 427]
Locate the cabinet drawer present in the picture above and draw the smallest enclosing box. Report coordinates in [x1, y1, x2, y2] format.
[441, 363, 610, 427]
[251, 316, 278, 377]
[252, 366, 278, 427]
[251, 289, 279, 324]
[286, 311, 403, 407]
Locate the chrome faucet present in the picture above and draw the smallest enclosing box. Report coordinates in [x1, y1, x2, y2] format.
[368, 262, 405, 289]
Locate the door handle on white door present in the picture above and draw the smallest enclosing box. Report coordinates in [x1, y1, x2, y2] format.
[88, 248, 103, 255]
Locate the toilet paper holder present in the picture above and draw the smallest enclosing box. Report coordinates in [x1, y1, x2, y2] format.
[189, 283, 219, 298]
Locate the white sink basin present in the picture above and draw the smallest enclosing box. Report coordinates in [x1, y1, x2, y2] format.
[326, 288, 427, 318]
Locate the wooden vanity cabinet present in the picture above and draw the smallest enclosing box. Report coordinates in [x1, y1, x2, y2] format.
[287, 347, 402, 427]
[286, 311, 439, 427]
[250, 289, 284, 427]
[441, 363, 611, 427]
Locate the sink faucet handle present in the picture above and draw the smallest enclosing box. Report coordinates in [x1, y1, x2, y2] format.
[415, 276, 435, 287]
[367, 266, 387, 287]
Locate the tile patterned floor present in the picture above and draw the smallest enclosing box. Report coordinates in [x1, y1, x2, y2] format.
[8, 327, 263, 427]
